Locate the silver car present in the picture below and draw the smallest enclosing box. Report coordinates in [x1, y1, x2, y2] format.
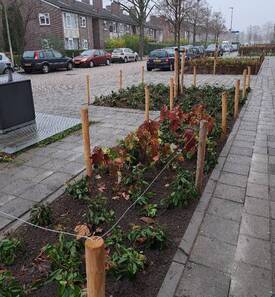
[0, 53, 11, 74]
[111, 48, 138, 63]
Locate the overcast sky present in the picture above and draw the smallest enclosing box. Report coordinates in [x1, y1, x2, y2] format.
[102, 0, 275, 32]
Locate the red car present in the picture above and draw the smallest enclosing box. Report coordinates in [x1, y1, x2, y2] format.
[73, 49, 111, 68]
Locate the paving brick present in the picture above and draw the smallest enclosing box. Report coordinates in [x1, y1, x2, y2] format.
[208, 197, 243, 222]
[230, 146, 253, 157]
[213, 183, 245, 203]
[40, 172, 72, 191]
[20, 184, 53, 202]
[248, 171, 269, 185]
[200, 214, 240, 245]
[190, 235, 236, 273]
[219, 172, 248, 188]
[229, 262, 272, 297]
[244, 196, 269, 218]
[175, 263, 230, 297]
[235, 234, 271, 270]
[239, 213, 269, 240]
[223, 161, 250, 176]
[0, 197, 34, 219]
[1, 179, 35, 196]
[246, 183, 269, 200]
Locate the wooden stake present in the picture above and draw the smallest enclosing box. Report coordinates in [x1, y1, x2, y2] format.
[144, 85, 150, 121]
[119, 70, 123, 90]
[180, 50, 186, 94]
[213, 55, 217, 75]
[222, 92, 228, 136]
[234, 80, 240, 120]
[242, 69, 247, 98]
[85, 237, 105, 297]
[247, 66, 251, 89]
[174, 48, 179, 97]
[81, 107, 92, 178]
[193, 66, 197, 87]
[195, 120, 208, 193]
[169, 78, 174, 111]
[86, 75, 91, 105]
[141, 66, 145, 84]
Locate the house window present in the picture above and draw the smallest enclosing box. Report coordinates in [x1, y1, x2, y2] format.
[103, 21, 108, 31]
[63, 12, 78, 29]
[39, 13, 50, 26]
[65, 38, 79, 50]
[80, 16, 86, 28]
[82, 39, 88, 49]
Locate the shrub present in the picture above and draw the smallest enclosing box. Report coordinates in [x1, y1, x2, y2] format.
[0, 238, 21, 265]
[66, 177, 89, 200]
[0, 271, 24, 297]
[30, 203, 53, 227]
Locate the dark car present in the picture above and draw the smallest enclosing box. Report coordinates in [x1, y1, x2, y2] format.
[73, 49, 111, 68]
[147, 48, 175, 71]
[194, 46, 205, 57]
[180, 46, 197, 61]
[21, 49, 73, 74]
[205, 44, 223, 57]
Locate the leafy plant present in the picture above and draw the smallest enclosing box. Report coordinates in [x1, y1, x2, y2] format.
[0, 152, 13, 163]
[107, 245, 146, 280]
[141, 203, 158, 218]
[0, 271, 24, 297]
[66, 177, 89, 200]
[30, 203, 53, 226]
[43, 234, 84, 297]
[105, 227, 124, 247]
[163, 168, 198, 208]
[85, 195, 115, 226]
[0, 238, 21, 265]
[127, 225, 167, 249]
[205, 138, 218, 174]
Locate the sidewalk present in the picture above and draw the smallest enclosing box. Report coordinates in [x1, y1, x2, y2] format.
[158, 57, 275, 296]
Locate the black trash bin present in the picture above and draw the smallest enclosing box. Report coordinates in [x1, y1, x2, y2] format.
[0, 79, 35, 134]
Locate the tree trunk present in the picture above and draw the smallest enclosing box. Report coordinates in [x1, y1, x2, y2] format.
[139, 23, 145, 60]
[193, 23, 196, 45]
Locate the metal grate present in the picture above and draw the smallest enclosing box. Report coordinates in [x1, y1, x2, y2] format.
[0, 113, 80, 154]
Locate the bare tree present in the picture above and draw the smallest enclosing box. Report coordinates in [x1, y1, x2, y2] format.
[210, 11, 226, 44]
[116, 0, 154, 59]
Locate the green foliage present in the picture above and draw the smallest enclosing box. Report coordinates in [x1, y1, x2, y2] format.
[163, 168, 198, 208]
[0, 152, 13, 163]
[43, 235, 84, 297]
[105, 227, 124, 247]
[85, 195, 115, 225]
[0, 271, 24, 297]
[108, 245, 146, 280]
[127, 225, 166, 249]
[40, 34, 65, 53]
[205, 138, 218, 174]
[66, 177, 89, 200]
[30, 203, 53, 227]
[0, 238, 21, 266]
[141, 203, 158, 218]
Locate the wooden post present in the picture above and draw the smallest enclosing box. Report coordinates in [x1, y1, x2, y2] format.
[222, 92, 228, 136]
[86, 75, 91, 105]
[247, 66, 251, 89]
[234, 80, 240, 120]
[81, 107, 92, 178]
[174, 48, 179, 97]
[85, 237, 105, 297]
[193, 66, 197, 87]
[195, 120, 208, 193]
[141, 66, 145, 84]
[180, 50, 186, 94]
[144, 85, 150, 121]
[242, 69, 247, 98]
[213, 54, 217, 75]
[119, 70, 123, 90]
[169, 78, 174, 111]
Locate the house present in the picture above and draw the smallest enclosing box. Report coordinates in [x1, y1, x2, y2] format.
[0, 0, 163, 52]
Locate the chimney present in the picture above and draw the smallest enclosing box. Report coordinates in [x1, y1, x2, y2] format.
[93, 0, 103, 10]
[111, 2, 121, 15]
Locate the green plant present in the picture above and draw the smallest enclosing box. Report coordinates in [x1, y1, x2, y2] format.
[205, 138, 218, 174]
[141, 203, 158, 218]
[30, 203, 53, 226]
[66, 177, 89, 200]
[108, 245, 146, 280]
[0, 152, 13, 163]
[43, 235, 84, 297]
[163, 168, 198, 208]
[0, 271, 24, 297]
[127, 225, 166, 249]
[0, 238, 21, 265]
[105, 227, 124, 247]
[85, 195, 115, 225]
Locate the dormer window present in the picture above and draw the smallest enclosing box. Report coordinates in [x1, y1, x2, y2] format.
[39, 13, 50, 26]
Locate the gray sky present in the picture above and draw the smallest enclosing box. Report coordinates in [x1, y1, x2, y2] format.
[102, 0, 274, 31]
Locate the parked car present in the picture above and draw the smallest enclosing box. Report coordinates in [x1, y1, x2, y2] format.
[180, 46, 197, 60]
[111, 48, 138, 63]
[147, 48, 175, 71]
[205, 44, 223, 56]
[21, 49, 73, 74]
[0, 53, 12, 75]
[194, 46, 205, 57]
[73, 49, 111, 68]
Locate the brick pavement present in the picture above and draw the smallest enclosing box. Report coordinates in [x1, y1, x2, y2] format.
[158, 57, 275, 297]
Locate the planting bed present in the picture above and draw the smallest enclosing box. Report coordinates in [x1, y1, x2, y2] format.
[184, 57, 264, 75]
[0, 84, 248, 297]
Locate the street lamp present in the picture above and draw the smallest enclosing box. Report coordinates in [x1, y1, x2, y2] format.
[229, 7, 234, 45]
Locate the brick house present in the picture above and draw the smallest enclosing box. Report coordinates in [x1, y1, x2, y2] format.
[0, 0, 163, 52]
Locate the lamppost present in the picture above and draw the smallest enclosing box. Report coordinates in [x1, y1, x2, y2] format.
[229, 6, 234, 44]
[3, 3, 14, 67]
